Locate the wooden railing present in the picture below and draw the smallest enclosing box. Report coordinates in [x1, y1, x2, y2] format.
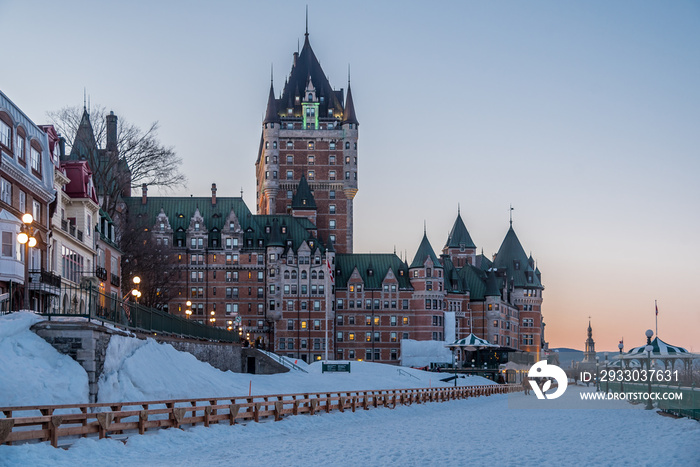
[0, 384, 521, 448]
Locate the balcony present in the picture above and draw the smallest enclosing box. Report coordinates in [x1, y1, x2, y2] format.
[28, 269, 61, 295]
[110, 273, 120, 287]
[95, 267, 108, 281]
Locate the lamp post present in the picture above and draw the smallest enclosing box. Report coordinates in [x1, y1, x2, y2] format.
[185, 300, 192, 319]
[209, 310, 215, 326]
[595, 356, 600, 392]
[645, 329, 654, 410]
[17, 213, 37, 311]
[618, 341, 625, 393]
[131, 276, 142, 302]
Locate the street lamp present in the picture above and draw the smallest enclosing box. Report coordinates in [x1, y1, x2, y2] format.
[209, 310, 215, 326]
[618, 341, 625, 393]
[16, 213, 37, 310]
[595, 356, 600, 392]
[645, 329, 654, 410]
[185, 300, 192, 319]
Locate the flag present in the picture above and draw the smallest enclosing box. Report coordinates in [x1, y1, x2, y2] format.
[327, 259, 334, 284]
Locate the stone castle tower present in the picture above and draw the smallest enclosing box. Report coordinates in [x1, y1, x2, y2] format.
[256, 28, 358, 254]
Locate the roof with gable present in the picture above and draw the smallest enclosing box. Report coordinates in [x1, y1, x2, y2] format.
[445, 212, 476, 249]
[335, 253, 411, 290]
[291, 175, 317, 209]
[410, 232, 442, 269]
[124, 195, 325, 253]
[492, 225, 543, 289]
[62, 160, 98, 203]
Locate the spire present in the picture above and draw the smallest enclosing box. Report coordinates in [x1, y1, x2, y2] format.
[410, 229, 442, 269]
[445, 210, 476, 249]
[509, 204, 514, 227]
[342, 79, 359, 125]
[305, 5, 309, 37]
[263, 77, 280, 124]
[68, 108, 99, 162]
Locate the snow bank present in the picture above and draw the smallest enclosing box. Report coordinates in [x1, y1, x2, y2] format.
[0, 312, 89, 407]
[97, 334, 492, 403]
[400, 339, 453, 367]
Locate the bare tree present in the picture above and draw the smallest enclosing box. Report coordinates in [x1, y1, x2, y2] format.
[47, 105, 186, 217]
[119, 216, 174, 310]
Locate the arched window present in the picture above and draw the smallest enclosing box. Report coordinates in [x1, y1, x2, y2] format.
[265, 141, 269, 149]
[319, 271, 324, 280]
[292, 270, 298, 280]
[273, 141, 277, 149]
[308, 93, 313, 100]
[311, 271, 317, 280]
[301, 271, 307, 280]
[307, 141, 314, 150]
[284, 271, 290, 279]
[345, 142, 350, 149]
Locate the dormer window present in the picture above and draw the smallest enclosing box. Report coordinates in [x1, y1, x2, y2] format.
[281, 226, 287, 234]
[308, 93, 313, 100]
[265, 226, 271, 233]
[194, 222, 200, 231]
[514, 261, 520, 270]
[160, 222, 165, 231]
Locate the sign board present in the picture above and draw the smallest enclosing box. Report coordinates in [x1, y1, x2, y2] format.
[322, 362, 351, 373]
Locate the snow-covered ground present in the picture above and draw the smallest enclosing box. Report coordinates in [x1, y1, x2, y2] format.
[1, 312, 699, 466]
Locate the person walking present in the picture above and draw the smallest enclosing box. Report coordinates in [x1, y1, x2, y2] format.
[522, 376, 531, 395]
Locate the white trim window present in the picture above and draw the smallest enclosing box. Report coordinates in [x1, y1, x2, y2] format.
[0, 178, 11, 204]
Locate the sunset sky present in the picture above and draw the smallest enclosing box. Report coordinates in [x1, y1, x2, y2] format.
[2, 1, 698, 352]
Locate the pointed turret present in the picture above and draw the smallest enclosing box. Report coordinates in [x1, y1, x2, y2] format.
[492, 225, 542, 289]
[68, 108, 98, 162]
[410, 231, 442, 269]
[342, 82, 359, 125]
[445, 211, 476, 249]
[263, 81, 280, 124]
[291, 175, 317, 209]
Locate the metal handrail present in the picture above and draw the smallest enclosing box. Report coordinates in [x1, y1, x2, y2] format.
[258, 349, 308, 373]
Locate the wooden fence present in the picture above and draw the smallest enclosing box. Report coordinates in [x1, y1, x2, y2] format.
[0, 384, 520, 448]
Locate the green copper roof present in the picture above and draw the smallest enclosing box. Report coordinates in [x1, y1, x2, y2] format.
[445, 212, 476, 249]
[459, 265, 488, 300]
[335, 253, 411, 290]
[493, 225, 543, 289]
[484, 270, 501, 297]
[410, 232, 442, 269]
[291, 175, 317, 209]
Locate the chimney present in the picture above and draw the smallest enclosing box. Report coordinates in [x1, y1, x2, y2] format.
[58, 136, 66, 159]
[293, 52, 298, 67]
[106, 111, 118, 152]
[141, 184, 148, 205]
[211, 183, 217, 206]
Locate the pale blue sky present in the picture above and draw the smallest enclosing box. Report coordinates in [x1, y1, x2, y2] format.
[2, 0, 698, 351]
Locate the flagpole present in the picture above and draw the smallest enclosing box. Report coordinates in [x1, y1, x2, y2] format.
[655, 300, 658, 338]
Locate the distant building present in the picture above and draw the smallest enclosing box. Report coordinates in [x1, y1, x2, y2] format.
[583, 319, 596, 362]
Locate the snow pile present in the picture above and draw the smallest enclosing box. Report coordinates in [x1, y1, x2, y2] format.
[400, 339, 453, 367]
[98, 335, 492, 403]
[0, 312, 89, 407]
[1, 386, 698, 466]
